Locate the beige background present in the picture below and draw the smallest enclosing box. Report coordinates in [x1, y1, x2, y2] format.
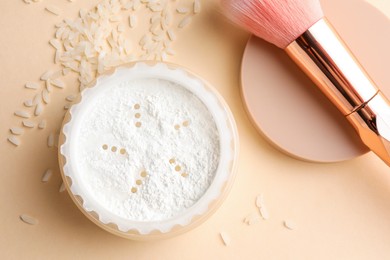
[1, 0, 390, 259]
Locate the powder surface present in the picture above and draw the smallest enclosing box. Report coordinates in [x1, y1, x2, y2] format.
[75, 78, 220, 221]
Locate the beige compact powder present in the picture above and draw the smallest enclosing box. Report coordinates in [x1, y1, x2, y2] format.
[241, 0, 390, 162]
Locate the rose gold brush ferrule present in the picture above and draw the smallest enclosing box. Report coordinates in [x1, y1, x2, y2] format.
[285, 18, 390, 166]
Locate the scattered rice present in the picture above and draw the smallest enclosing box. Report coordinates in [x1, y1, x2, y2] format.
[45, 5, 61, 16]
[49, 39, 61, 50]
[129, 14, 137, 28]
[176, 7, 189, 14]
[65, 94, 76, 102]
[24, 100, 33, 107]
[23, 120, 35, 128]
[40, 70, 54, 81]
[41, 169, 53, 183]
[10, 127, 24, 135]
[193, 0, 201, 13]
[59, 182, 66, 192]
[42, 89, 50, 104]
[13, 0, 202, 146]
[220, 232, 231, 246]
[19, 214, 38, 225]
[32, 93, 41, 105]
[165, 48, 175, 55]
[46, 80, 53, 92]
[256, 194, 264, 208]
[284, 220, 297, 230]
[259, 206, 270, 220]
[38, 120, 47, 129]
[55, 50, 61, 64]
[8, 136, 21, 146]
[166, 29, 176, 41]
[14, 110, 30, 119]
[35, 103, 43, 116]
[244, 212, 261, 225]
[25, 82, 39, 90]
[178, 16, 191, 28]
[47, 133, 54, 147]
[149, 4, 163, 12]
[62, 68, 71, 76]
[51, 79, 65, 88]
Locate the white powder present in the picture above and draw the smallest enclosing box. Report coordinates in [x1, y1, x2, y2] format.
[76, 78, 220, 221]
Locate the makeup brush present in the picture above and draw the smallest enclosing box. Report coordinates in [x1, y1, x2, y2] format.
[222, 0, 390, 166]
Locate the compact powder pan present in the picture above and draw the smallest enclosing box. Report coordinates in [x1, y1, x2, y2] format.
[241, 0, 390, 163]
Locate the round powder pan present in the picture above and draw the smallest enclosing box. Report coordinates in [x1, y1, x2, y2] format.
[241, 0, 390, 162]
[58, 62, 239, 240]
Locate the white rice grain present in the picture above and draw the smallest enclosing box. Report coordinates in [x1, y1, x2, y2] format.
[14, 110, 30, 119]
[46, 79, 53, 92]
[23, 120, 35, 128]
[41, 169, 53, 183]
[51, 79, 65, 88]
[256, 194, 264, 208]
[193, 0, 201, 14]
[49, 39, 62, 50]
[32, 93, 41, 105]
[129, 14, 137, 28]
[20, 214, 38, 225]
[66, 94, 76, 102]
[10, 127, 24, 135]
[62, 68, 71, 76]
[167, 29, 176, 41]
[25, 82, 39, 90]
[24, 99, 33, 107]
[8, 136, 21, 146]
[220, 232, 231, 246]
[284, 220, 297, 230]
[38, 120, 47, 129]
[178, 16, 191, 28]
[34, 103, 43, 116]
[59, 182, 66, 192]
[42, 89, 50, 104]
[40, 70, 54, 81]
[45, 5, 61, 16]
[259, 206, 270, 220]
[55, 50, 61, 64]
[176, 7, 189, 14]
[47, 133, 54, 147]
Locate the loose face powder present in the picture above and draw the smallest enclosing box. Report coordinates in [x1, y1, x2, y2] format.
[75, 77, 220, 221]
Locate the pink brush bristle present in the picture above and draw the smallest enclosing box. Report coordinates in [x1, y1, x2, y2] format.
[221, 0, 324, 49]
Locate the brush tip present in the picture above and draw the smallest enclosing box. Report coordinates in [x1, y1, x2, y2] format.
[221, 0, 324, 48]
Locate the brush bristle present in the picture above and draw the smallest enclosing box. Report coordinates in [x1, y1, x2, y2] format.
[221, 0, 324, 49]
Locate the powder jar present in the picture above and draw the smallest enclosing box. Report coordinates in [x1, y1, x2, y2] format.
[58, 62, 239, 240]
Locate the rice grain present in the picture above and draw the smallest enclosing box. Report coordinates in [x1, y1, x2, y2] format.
[47, 133, 54, 147]
[35, 103, 43, 116]
[8, 136, 21, 146]
[20, 214, 38, 225]
[42, 169, 53, 183]
[45, 5, 61, 16]
[220, 232, 231, 246]
[38, 120, 47, 129]
[284, 220, 297, 230]
[25, 82, 39, 90]
[178, 16, 191, 28]
[10, 127, 24, 135]
[23, 120, 35, 128]
[14, 110, 30, 119]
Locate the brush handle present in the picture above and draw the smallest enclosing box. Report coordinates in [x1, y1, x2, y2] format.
[285, 18, 390, 166]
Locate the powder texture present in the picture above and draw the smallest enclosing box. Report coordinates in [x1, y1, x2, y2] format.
[76, 78, 220, 221]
